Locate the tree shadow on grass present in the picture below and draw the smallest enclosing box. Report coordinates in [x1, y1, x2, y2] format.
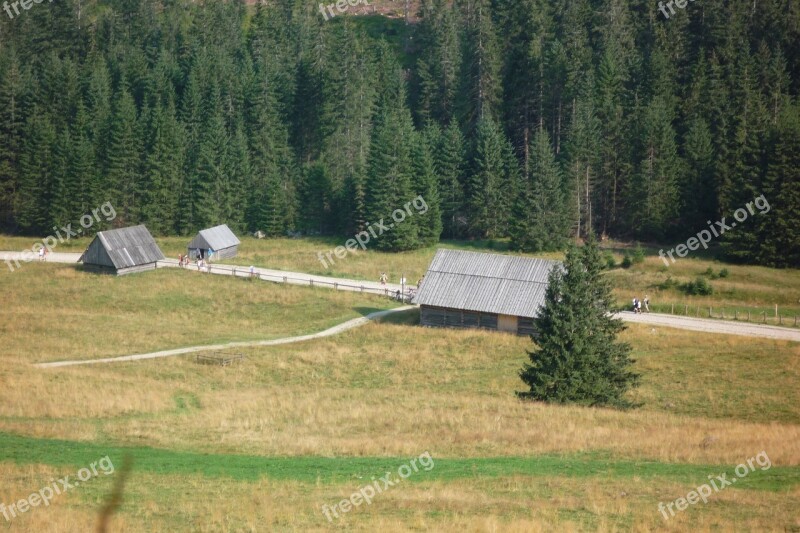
[352, 306, 420, 326]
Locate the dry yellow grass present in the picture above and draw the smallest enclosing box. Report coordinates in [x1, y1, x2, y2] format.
[0, 263, 395, 363]
[0, 463, 797, 532]
[1, 262, 798, 531]
[2, 321, 798, 468]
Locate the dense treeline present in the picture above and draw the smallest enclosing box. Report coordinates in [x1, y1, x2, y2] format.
[0, 0, 798, 265]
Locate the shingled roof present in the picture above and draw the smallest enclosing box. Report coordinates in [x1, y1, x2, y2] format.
[188, 224, 240, 251]
[413, 249, 561, 318]
[82, 225, 165, 269]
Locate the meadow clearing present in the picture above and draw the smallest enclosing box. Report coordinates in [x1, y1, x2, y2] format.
[2, 234, 799, 321]
[0, 259, 798, 531]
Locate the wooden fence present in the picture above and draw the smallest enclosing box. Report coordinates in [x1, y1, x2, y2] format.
[643, 302, 799, 328]
[156, 260, 416, 304]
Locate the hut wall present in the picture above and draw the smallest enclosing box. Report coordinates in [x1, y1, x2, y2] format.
[518, 317, 536, 337]
[498, 314, 518, 333]
[116, 263, 158, 276]
[421, 306, 500, 331]
[81, 240, 115, 268]
[215, 245, 238, 260]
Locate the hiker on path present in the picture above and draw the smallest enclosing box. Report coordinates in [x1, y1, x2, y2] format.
[380, 272, 387, 286]
[644, 295, 650, 313]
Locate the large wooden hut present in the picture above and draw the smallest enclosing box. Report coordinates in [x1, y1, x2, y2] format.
[79, 225, 165, 275]
[413, 249, 560, 335]
[187, 224, 240, 260]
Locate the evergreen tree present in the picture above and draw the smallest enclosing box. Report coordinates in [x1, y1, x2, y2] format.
[105, 85, 141, 226]
[456, 0, 502, 134]
[682, 118, 716, 230]
[0, 54, 29, 228]
[364, 100, 419, 251]
[511, 128, 571, 252]
[519, 234, 639, 408]
[142, 99, 185, 234]
[627, 97, 682, 239]
[754, 104, 800, 267]
[410, 129, 443, 246]
[433, 121, 467, 238]
[16, 110, 56, 233]
[415, 0, 462, 126]
[466, 115, 513, 238]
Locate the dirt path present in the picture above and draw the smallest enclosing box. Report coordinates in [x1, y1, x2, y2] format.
[4, 251, 798, 343]
[35, 306, 416, 368]
[618, 311, 800, 342]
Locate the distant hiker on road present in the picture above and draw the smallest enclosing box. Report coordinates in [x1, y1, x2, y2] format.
[249, 265, 256, 278]
[632, 297, 637, 313]
[644, 295, 650, 313]
[637, 299, 642, 313]
[380, 272, 387, 285]
[38, 248, 45, 261]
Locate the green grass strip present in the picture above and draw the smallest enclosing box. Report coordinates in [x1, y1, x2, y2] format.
[1, 432, 797, 491]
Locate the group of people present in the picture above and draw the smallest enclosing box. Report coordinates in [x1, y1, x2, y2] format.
[37, 247, 49, 261]
[177, 253, 210, 272]
[632, 295, 650, 313]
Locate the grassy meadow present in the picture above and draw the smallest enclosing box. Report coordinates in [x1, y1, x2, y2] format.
[2, 233, 798, 321]
[0, 262, 799, 530]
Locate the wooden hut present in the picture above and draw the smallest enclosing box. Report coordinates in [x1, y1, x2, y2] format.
[79, 225, 165, 275]
[413, 249, 560, 335]
[187, 224, 240, 260]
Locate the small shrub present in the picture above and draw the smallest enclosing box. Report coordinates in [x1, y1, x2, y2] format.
[621, 253, 632, 269]
[632, 244, 646, 264]
[658, 277, 679, 291]
[604, 252, 616, 269]
[702, 267, 718, 280]
[718, 268, 729, 278]
[683, 277, 714, 295]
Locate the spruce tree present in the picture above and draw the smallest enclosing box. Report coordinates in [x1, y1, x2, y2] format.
[410, 129, 443, 246]
[510, 128, 571, 252]
[434, 122, 467, 239]
[519, 234, 639, 408]
[105, 85, 142, 226]
[466, 115, 512, 238]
